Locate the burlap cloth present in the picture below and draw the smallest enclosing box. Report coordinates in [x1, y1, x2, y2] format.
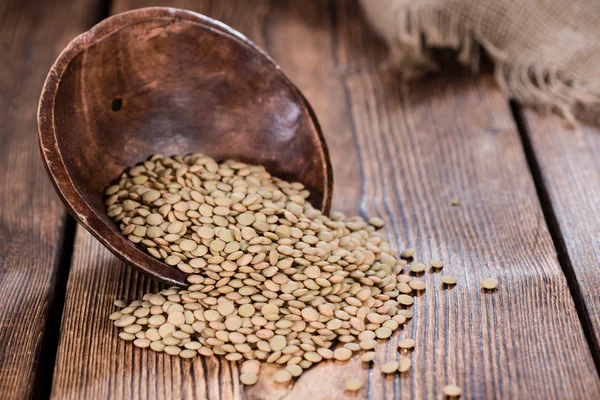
[360, 0, 600, 121]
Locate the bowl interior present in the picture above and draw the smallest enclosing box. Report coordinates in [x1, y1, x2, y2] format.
[41, 8, 331, 285]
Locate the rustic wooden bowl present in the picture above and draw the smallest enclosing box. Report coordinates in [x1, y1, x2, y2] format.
[38, 7, 332, 287]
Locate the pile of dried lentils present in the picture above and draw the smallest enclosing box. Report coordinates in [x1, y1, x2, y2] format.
[106, 153, 494, 394]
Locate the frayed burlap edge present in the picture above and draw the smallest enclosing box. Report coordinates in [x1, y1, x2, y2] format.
[367, 2, 600, 122]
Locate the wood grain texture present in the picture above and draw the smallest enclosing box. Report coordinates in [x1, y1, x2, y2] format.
[51, 229, 241, 400]
[51, 0, 600, 399]
[520, 108, 600, 354]
[0, 0, 98, 398]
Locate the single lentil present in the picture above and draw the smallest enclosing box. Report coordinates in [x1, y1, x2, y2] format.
[274, 370, 292, 383]
[361, 351, 377, 362]
[398, 338, 416, 350]
[240, 372, 258, 386]
[443, 384, 462, 397]
[410, 263, 426, 273]
[381, 361, 399, 374]
[400, 248, 415, 258]
[481, 278, 498, 290]
[442, 275, 457, 285]
[345, 379, 363, 391]
[398, 358, 411, 372]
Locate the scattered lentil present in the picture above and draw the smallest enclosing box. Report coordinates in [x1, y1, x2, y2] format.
[381, 361, 399, 374]
[398, 338, 416, 350]
[361, 351, 377, 362]
[442, 275, 457, 285]
[107, 155, 421, 389]
[240, 372, 258, 386]
[398, 358, 411, 372]
[334, 348, 353, 361]
[345, 379, 363, 391]
[286, 364, 303, 377]
[368, 217, 384, 228]
[409, 279, 426, 291]
[443, 384, 462, 397]
[410, 263, 426, 273]
[400, 248, 415, 259]
[481, 278, 498, 290]
[274, 370, 292, 383]
[114, 299, 126, 308]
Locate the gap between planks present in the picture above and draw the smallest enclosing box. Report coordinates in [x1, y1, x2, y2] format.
[31, 215, 77, 399]
[30, 0, 115, 397]
[510, 102, 600, 374]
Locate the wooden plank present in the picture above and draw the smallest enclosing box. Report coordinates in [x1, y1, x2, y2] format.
[51, 0, 600, 399]
[519, 108, 600, 356]
[0, 0, 99, 399]
[52, 230, 242, 400]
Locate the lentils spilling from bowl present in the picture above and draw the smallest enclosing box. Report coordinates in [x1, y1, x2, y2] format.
[106, 154, 494, 394]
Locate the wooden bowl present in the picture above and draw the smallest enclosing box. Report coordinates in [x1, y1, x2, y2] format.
[38, 7, 333, 286]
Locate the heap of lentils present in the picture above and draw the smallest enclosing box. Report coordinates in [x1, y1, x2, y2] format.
[105, 153, 476, 392]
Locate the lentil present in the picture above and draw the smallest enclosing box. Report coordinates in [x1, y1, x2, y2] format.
[443, 384, 462, 397]
[345, 379, 363, 391]
[107, 155, 421, 389]
[481, 278, 498, 290]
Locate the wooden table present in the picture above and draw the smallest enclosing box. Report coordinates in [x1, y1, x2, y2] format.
[1, 0, 599, 398]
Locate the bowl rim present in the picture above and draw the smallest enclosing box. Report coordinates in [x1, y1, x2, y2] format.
[37, 6, 333, 286]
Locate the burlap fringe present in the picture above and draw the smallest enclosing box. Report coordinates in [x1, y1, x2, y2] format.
[383, 4, 600, 122]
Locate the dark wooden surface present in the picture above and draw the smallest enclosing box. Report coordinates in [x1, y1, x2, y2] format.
[519, 108, 600, 353]
[0, 0, 599, 399]
[47, 1, 600, 399]
[0, 0, 98, 398]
